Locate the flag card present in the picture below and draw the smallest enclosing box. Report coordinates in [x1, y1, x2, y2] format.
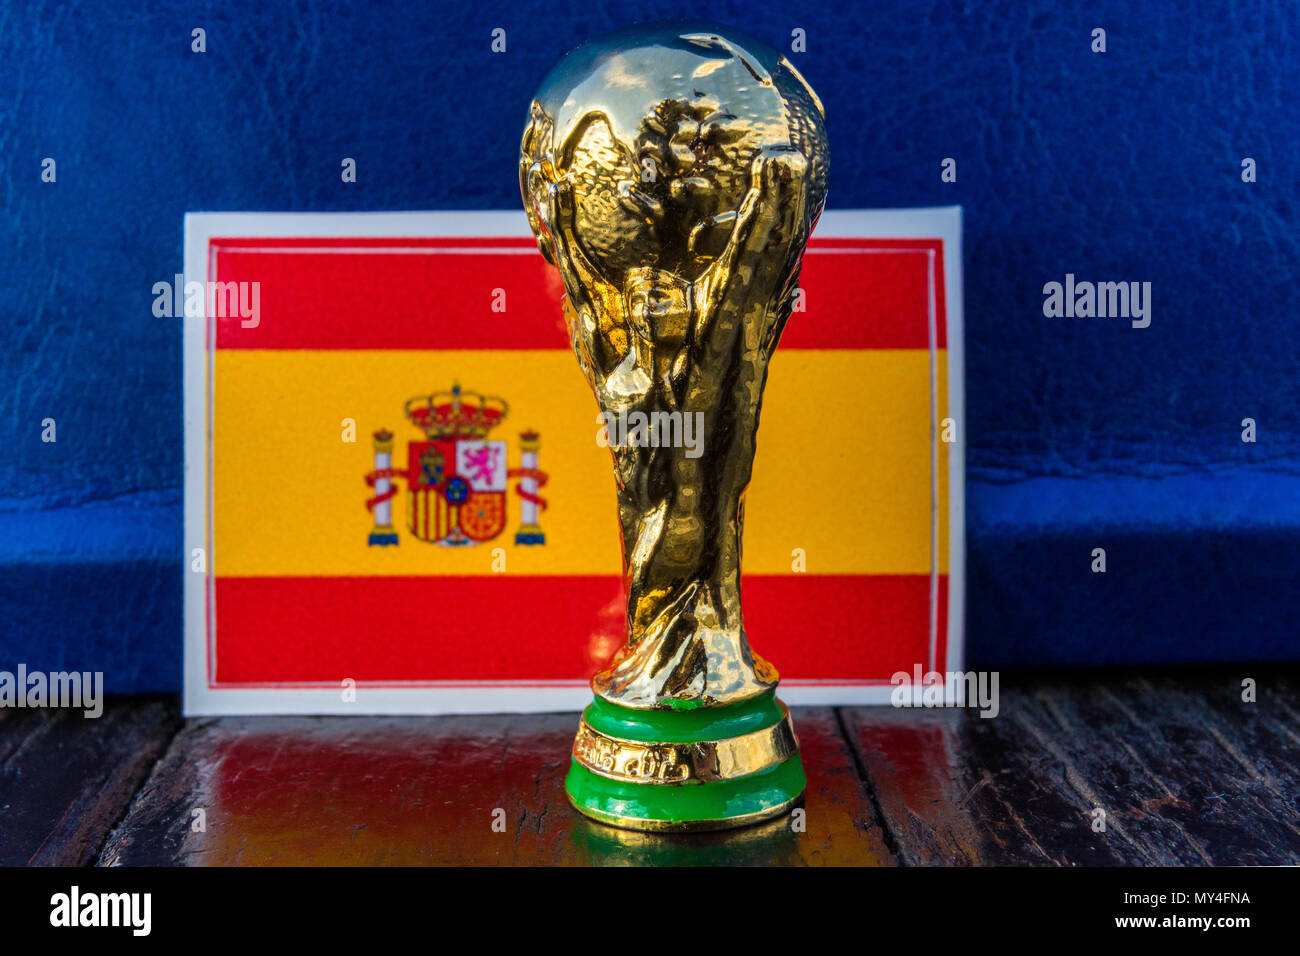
[182, 209, 964, 714]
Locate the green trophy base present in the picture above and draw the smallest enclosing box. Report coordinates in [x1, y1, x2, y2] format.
[565, 689, 806, 832]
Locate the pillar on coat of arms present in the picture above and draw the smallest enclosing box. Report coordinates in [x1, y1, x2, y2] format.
[514, 430, 546, 545]
[367, 429, 400, 547]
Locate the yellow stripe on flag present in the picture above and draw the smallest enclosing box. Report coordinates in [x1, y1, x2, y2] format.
[212, 350, 948, 576]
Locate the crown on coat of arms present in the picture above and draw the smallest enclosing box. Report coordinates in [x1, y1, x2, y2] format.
[403, 382, 509, 439]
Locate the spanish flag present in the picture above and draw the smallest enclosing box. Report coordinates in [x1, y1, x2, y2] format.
[183, 210, 962, 713]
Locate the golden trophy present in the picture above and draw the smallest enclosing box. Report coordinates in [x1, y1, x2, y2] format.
[520, 22, 828, 830]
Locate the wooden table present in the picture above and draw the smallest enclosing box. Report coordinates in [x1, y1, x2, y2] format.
[2, 673, 1296, 866]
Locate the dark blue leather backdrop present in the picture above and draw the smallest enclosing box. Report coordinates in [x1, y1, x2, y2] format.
[1, 2, 1296, 691]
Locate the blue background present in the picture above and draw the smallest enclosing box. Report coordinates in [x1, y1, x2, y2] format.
[1, 1, 1296, 691]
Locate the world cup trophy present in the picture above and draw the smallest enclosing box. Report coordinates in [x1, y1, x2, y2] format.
[520, 22, 829, 830]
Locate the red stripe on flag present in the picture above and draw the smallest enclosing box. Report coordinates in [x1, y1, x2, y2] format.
[208, 238, 944, 351]
[936, 572, 951, 673]
[210, 574, 942, 686]
[794, 239, 947, 349]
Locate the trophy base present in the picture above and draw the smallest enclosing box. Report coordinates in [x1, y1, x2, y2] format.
[564, 689, 806, 832]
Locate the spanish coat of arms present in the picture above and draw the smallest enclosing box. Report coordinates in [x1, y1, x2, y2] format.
[364, 383, 547, 547]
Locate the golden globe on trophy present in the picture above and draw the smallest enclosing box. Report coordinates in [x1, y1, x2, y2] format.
[520, 22, 829, 830]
